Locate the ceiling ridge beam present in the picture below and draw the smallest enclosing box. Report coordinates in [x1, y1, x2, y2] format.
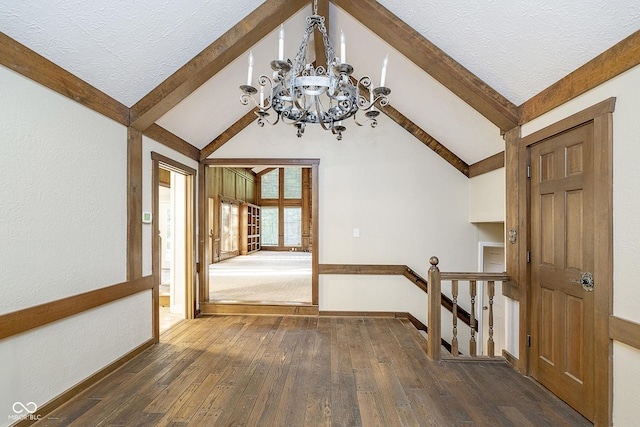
[330, 0, 518, 133]
[519, 29, 640, 125]
[200, 109, 258, 160]
[129, 0, 309, 132]
[142, 124, 200, 162]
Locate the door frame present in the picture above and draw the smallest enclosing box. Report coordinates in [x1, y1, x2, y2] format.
[201, 158, 320, 306]
[152, 152, 198, 342]
[508, 98, 615, 425]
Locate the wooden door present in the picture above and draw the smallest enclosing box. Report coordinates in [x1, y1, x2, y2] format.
[530, 122, 595, 421]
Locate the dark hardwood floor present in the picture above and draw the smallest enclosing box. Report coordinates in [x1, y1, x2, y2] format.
[34, 315, 591, 426]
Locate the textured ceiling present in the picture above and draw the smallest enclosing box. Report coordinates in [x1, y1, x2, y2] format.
[1, 0, 639, 163]
[377, 0, 640, 105]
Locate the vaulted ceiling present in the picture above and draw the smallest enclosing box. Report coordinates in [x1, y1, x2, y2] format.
[2, 0, 639, 166]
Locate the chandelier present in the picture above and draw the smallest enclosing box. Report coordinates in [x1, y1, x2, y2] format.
[239, 0, 390, 140]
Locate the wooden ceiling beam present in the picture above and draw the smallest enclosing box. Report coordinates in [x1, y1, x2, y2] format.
[142, 124, 200, 162]
[380, 103, 469, 176]
[331, 0, 519, 133]
[0, 32, 129, 126]
[519, 29, 640, 124]
[129, 0, 309, 132]
[200, 109, 258, 160]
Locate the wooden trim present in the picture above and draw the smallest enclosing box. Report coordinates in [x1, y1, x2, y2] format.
[319, 310, 401, 318]
[151, 158, 161, 343]
[520, 98, 616, 147]
[0, 32, 129, 126]
[311, 163, 319, 304]
[151, 152, 198, 341]
[319, 264, 407, 275]
[200, 302, 318, 316]
[502, 280, 520, 301]
[519, 30, 640, 125]
[440, 272, 508, 281]
[127, 128, 143, 280]
[468, 151, 504, 178]
[129, 0, 308, 131]
[592, 107, 615, 426]
[198, 163, 208, 306]
[378, 103, 469, 176]
[151, 152, 198, 175]
[0, 276, 154, 340]
[13, 339, 154, 427]
[504, 127, 522, 374]
[200, 158, 319, 305]
[203, 158, 320, 166]
[143, 124, 201, 162]
[332, 0, 518, 132]
[321, 263, 476, 329]
[609, 316, 640, 350]
[502, 350, 519, 369]
[200, 109, 257, 160]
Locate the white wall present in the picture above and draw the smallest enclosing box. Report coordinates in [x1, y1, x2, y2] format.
[0, 65, 151, 426]
[521, 63, 640, 426]
[211, 113, 478, 324]
[469, 168, 505, 223]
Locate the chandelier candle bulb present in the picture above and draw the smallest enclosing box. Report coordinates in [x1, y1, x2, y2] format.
[247, 51, 254, 86]
[278, 24, 285, 61]
[259, 86, 264, 108]
[380, 54, 388, 87]
[340, 30, 346, 63]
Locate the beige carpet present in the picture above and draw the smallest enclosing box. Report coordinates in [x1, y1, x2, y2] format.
[209, 251, 312, 304]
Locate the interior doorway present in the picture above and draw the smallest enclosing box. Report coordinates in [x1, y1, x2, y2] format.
[477, 243, 506, 356]
[158, 168, 187, 332]
[152, 152, 197, 339]
[200, 159, 320, 311]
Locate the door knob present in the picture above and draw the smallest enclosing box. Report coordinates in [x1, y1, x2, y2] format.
[570, 272, 594, 292]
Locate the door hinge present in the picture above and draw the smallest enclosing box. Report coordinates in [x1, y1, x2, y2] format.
[526, 251, 531, 263]
[527, 335, 531, 347]
[526, 165, 532, 178]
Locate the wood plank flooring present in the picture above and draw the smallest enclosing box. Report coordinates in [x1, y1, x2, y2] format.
[34, 315, 591, 426]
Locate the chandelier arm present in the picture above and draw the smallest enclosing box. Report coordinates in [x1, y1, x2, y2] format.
[315, 96, 331, 131]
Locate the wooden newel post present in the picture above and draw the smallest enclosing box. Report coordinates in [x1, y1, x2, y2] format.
[427, 256, 441, 361]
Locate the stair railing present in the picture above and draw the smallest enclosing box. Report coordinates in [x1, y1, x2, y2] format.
[427, 256, 509, 361]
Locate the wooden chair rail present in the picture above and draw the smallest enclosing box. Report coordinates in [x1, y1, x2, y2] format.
[319, 263, 475, 329]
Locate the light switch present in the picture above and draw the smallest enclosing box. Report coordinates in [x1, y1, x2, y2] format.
[353, 228, 360, 238]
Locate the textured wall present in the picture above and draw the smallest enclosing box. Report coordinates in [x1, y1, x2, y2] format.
[211, 113, 477, 320]
[0, 65, 150, 427]
[0, 66, 127, 313]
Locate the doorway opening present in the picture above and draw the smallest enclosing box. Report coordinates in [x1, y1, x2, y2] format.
[152, 152, 197, 338]
[200, 159, 319, 313]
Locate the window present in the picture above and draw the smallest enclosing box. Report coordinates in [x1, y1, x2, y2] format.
[258, 167, 308, 249]
[261, 169, 279, 199]
[284, 167, 302, 199]
[284, 207, 302, 246]
[261, 207, 279, 246]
